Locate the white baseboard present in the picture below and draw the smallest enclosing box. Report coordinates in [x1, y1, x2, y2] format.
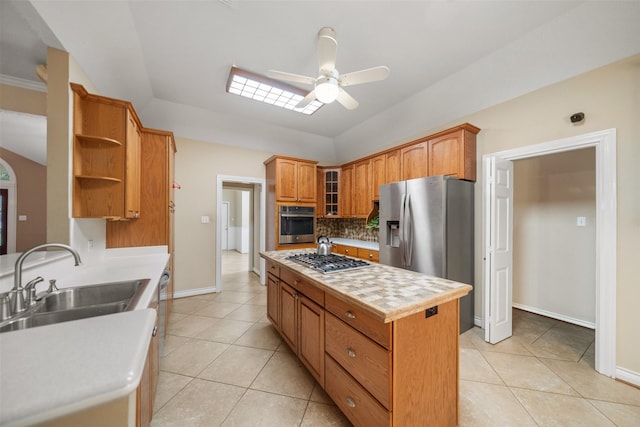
[474, 316, 483, 328]
[171, 287, 219, 300]
[616, 366, 640, 388]
[513, 303, 595, 329]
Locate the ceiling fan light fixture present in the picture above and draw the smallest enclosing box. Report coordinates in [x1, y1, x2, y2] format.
[315, 76, 339, 104]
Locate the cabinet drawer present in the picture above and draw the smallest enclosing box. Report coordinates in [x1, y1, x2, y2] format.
[280, 268, 324, 306]
[266, 260, 280, 278]
[325, 314, 391, 409]
[325, 293, 391, 349]
[325, 355, 390, 427]
[356, 248, 379, 262]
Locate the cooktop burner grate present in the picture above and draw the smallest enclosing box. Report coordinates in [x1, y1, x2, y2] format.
[286, 253, 371, 274]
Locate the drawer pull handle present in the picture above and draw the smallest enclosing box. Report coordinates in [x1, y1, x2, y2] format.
[152, 326, 158, 337]
[345, 310, 356, 319]
[294, 280, 299, 286]
[346, 348, 356, 358]
[369, 254, 373, 259]
[345, 397, 356, 408]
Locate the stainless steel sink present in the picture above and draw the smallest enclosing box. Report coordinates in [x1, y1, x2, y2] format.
[0, 302, 128, 333]
[0, 279, 150, 333]
[39, 279, 148, 312]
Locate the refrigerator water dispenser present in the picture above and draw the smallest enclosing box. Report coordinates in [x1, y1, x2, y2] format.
[386, 221, 400, 247]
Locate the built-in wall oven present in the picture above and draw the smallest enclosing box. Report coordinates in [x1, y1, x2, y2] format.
[278, 205, 315, 245]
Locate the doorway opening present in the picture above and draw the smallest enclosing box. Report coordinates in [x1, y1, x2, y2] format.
[216, 175, 266, 292]
[483, 129, 617, 378]
[0, 159, 17, 254]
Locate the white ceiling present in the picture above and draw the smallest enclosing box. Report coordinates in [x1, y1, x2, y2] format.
[2, 1, 640, 164]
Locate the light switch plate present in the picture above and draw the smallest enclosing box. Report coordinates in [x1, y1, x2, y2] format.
[576, 216, 586, 227]
[201, 215, 210, 224]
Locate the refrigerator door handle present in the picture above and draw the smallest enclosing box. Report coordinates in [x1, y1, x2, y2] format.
[405, 194, 413, 267]
[399, 193, 406, 267]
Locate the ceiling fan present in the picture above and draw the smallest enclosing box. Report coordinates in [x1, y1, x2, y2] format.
[267, 27, 390, 110]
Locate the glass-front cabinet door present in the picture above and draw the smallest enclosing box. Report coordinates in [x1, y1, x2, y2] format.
[324, 169, 340, 216]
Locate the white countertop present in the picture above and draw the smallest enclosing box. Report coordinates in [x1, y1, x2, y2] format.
[0, 247, 170, 426]
[329, 237, 379, 251]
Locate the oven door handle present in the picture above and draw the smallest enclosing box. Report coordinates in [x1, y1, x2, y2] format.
[280, 214, 315, 218]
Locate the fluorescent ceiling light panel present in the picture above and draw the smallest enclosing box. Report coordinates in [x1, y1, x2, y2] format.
[226, 66, 322, 115]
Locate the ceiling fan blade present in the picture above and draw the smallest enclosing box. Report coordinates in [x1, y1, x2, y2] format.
[267, 70, 315, 86]
[296, 90, 317, 109]
[336, 87, 359, 110]
[339, 66, 390, 87]
[318, 27, 337, 74]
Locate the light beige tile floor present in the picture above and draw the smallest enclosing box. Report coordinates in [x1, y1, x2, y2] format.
[152, 251, 640, 426]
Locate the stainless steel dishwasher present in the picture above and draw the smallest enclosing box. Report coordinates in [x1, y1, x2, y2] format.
[157, 269, 171, 355]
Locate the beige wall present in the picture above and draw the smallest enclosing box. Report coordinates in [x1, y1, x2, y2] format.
[513, 149, 596, 325]
[46, 47, 71, 245]
[0, 148, 47, 251]
[448, 55, 639, 372]
[173, 137, 272, 293]
[0, 84, 46, 115]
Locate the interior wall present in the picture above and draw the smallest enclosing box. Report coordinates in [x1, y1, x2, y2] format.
[0, 148, 47, 251]
[455, 55, 639, 373]
[173, 137, 272, 293]
[0, 84, 46, 115]
[513, 149, 596, 326]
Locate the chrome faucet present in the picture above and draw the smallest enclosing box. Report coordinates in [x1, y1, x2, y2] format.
[12, 243, 82, 314]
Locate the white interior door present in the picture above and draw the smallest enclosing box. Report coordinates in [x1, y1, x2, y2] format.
[221, 201, 229, 251]
[485, 157, 514, 344]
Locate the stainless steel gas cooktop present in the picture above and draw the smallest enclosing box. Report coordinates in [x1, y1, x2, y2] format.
[286, 253, 371, 274]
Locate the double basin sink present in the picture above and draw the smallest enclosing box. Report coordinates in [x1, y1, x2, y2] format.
[0, 279, 150, 333]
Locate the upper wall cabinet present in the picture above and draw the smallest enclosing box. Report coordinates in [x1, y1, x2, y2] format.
[71, 83, 141, 219]
[371, 154, 386, 201]
[400, 141, 428, 181]
[353, 159, 372, 217]
[266, 156, 317, 204]
[428, 126, 478, 181]
[317, 168, 340, 217]
[340, 164, 354, 218]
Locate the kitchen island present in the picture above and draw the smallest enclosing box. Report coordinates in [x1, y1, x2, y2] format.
[261, 249, 472, 427]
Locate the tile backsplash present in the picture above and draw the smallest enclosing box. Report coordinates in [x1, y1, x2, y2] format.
[316, 217, 379, 242]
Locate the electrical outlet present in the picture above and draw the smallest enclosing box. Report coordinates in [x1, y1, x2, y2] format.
[577, 216, 586, 227]
[201, 215, 210, 224]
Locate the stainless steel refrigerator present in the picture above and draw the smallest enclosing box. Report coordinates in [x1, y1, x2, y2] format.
[379, 175, 474, 333]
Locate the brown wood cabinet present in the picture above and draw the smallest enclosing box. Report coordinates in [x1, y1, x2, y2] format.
[400, 141, 428, 180]
[428, 127, 478, 181]
[267, 264, 325, 386]
[356, 247, 379, 262]
[106, 129, 176, 331]
[124, 110, 141, 219]
[317, 168, 340, 217]
[339, 165, 354, 218]
[266, 156, 317, 203]
[385, 150, 401, 184]
[333, 244, 379, 262]
[370, 154, 386, 201]
[136, 293, 160, 426]
[71, 84, 142, 219]
[263, 255, 462, 427]
[353, 159, 372, 217]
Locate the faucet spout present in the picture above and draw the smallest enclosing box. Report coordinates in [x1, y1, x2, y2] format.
[12, 243, 82, 313]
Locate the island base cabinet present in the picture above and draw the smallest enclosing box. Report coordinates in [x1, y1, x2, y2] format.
[325, 355, 390, 427]
[298, 295, 325, 386]
[392, 299, 459, 427]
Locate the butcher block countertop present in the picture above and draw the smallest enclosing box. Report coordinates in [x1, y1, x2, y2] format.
[260, 249, 472, 323]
